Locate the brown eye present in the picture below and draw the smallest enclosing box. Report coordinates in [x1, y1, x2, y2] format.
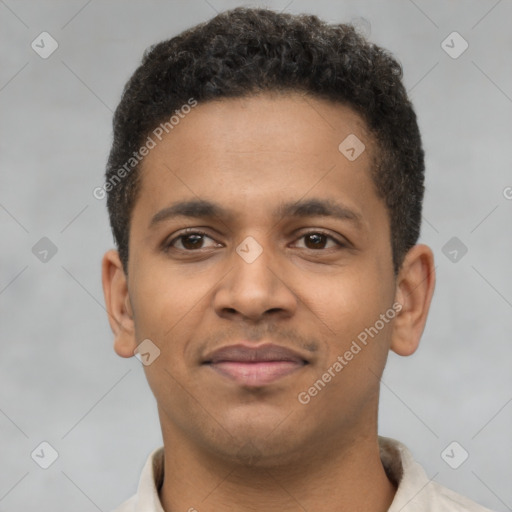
[180, 234, 206, 250]
[304, 233, 328, 249]
[165, 230, 220, 252]
[296, 232, 342, 250]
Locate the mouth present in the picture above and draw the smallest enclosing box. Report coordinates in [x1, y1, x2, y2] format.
[202, 343, 310, 387]
[205, 360, 307, 387]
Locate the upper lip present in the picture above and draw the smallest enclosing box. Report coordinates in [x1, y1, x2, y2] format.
[203, 343, 309, 364]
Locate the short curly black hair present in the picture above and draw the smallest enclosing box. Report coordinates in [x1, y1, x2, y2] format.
[105, 6, 424, 276]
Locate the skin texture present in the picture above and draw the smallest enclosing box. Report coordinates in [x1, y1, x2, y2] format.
[102, 92, 436, 512]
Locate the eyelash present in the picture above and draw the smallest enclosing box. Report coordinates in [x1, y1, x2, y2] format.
[163, 228, 347, 252]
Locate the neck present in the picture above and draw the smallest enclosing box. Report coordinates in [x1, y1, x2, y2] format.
[158, 427, 396, 512]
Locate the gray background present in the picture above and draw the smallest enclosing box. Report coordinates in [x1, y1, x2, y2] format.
[1, 0, 511, 511]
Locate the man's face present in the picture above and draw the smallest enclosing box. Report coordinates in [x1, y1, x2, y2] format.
[121, 92, 399, 465]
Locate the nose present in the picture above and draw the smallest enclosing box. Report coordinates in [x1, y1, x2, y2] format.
[213, 236, 298, 323]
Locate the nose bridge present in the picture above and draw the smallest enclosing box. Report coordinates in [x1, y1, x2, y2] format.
[232, 233, 277, 295]
[214, 233, 296, 320]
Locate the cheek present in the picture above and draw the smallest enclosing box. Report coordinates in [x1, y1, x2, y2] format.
[129, 265, 223, 393]
[306, 265, 393, 343]
[298, 270, 394, 420]
[131, 266, 208, 338]
[134, 270, 207, 416]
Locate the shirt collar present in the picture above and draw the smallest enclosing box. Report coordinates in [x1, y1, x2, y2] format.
[129, 436, 475, 511]
[132, 445, 165, 512]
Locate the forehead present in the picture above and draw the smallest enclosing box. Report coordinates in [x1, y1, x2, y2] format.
[132, 92, 383, 231]
[154, 92, 372, 158]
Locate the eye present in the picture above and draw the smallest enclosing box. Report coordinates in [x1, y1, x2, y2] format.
[293, 231, 344, 250]
[164, 229, 221, 251]
[163, 229, 347, 253]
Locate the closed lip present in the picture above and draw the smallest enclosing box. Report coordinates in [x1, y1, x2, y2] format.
[202, 343, 309, 365]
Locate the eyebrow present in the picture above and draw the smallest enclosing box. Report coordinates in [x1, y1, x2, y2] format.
[149, 198, 364, 230]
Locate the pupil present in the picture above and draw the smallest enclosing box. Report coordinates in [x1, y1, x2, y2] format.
[307, 234, 325, 249]
[184, 234, 203, 249]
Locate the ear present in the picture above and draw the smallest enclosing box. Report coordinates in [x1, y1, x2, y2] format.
[101, 249, 137, 358]
[390, 244, 436, 356]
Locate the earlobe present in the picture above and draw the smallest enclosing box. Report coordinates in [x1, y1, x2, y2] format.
[390, 244, 436, 357]
[101, 249, 137, 358]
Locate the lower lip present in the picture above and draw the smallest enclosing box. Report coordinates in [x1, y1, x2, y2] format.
[206, 361, 306, 387]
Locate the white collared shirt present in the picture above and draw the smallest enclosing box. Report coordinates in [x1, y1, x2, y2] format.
[112, 436, 494, 511]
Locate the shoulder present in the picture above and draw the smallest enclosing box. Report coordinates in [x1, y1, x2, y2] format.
[427, 480, 495, 511]
[379, 437, 495, 512]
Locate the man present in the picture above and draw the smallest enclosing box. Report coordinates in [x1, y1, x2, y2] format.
[101, 7, 493, 512]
